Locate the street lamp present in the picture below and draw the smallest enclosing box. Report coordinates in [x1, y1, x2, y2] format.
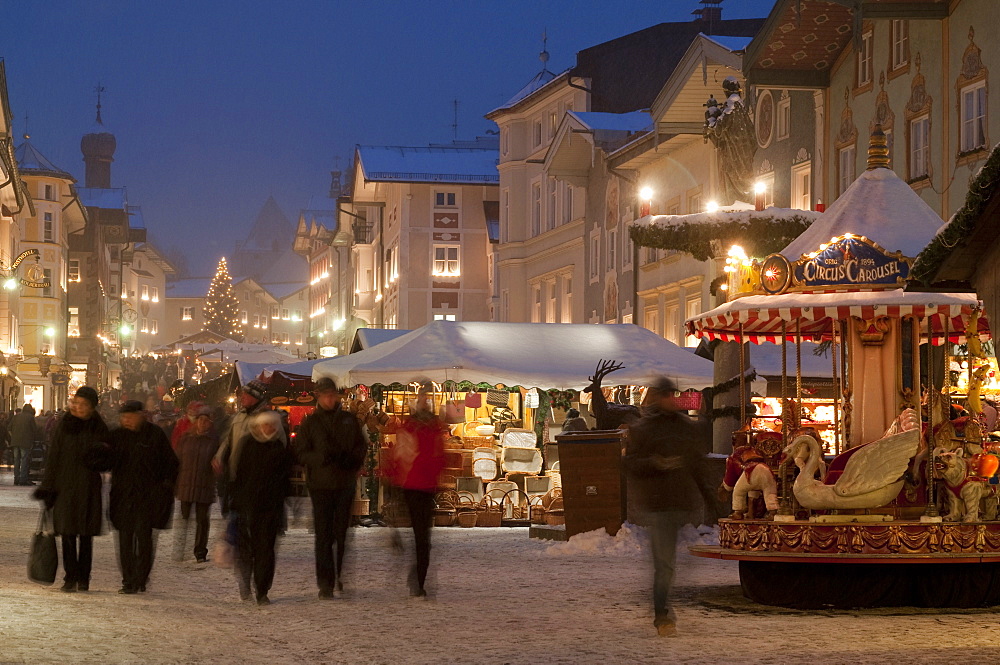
[639, 186, 654, 217]
[754, 181, 768, 211]
[0, 364, 8, 413]
[43, 327, 55, 338]
[3, 278, 16, 291]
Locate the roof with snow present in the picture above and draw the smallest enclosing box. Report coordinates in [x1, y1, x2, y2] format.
[780, 167, 945, 261]
[261, 281, 308, 301]
[569, 111, 653, 133]
[14, 141, 74, 180]
[703, 34, 753, 52]
[127, 205, 145, 228]
[166, 278, 212, 299]
[489, 68, 565, 115]
[357, 145, 499, 185]
[77, 187, 126, 210]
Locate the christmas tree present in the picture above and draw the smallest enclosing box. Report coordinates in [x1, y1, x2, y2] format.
[203, 257, 244, 341]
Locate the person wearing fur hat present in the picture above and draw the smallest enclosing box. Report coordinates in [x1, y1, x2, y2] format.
[230, 410, 292, 605]
[34, 386, 110, 592]
[174, 406, 219, 563]
[107, 400, 179, 594]
[213, 380, 285, 515]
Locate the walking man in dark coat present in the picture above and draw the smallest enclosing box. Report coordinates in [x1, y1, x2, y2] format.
[108, 400, 179, 594]
[35, 386, 109, 592]
[624, 377, 716, 637]
[293, 377, 367, 598]
[9, 403, 39, 485]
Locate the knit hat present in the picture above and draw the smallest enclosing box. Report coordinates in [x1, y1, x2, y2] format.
[119, 400, 144, 414]
[313, 377, 338, 394]
[243, 380, 267, 402]
[75, 386, 99, 408]
[648, 376, 679, 396]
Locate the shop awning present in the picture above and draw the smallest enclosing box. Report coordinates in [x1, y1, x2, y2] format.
[312, 321, 715, 391]
[686, 289, 988, 345]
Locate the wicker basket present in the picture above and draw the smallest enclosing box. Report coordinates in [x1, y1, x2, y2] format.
[434, 511, 457, 527]
[456, 511, 478, 527]
[476, 495, 502, 527]
[463, 436, 494, 450]
[529, 495, 546, 524]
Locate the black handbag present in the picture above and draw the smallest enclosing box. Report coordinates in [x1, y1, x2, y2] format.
[28, 508, 57, 585]
[486, 389, 509, 408]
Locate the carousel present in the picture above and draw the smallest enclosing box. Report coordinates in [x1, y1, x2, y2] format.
[689, 128, 1000, 608]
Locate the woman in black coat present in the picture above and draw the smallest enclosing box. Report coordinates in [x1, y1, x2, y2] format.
[230, 410, 292, 606]
[35, 387, 110, 592]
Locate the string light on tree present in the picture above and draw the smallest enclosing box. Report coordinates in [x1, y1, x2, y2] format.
[203, 257, 244, 341]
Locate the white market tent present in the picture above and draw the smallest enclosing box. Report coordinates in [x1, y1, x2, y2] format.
[312, 320, 714, 391]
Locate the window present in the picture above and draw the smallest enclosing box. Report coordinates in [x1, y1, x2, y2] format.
[547, 178, 557, 232]
[561, 276, 573, 323]
[151, 287, 158, 303]
[151, 320, 158, 335]
[292, 310, 302, 321]
[68, 307, 80, 337]
[295, 333, 303, 345]
[272, 333, 280, 343]
[43, 212, 54, 241]
[241, 311, 248, 324]
[282, 332, 289, 343]
[141, 284, 149, 300]
[260, 317, 267, 329]
[545, 279, 557, 323]
[531, 283, 542, 322]
[271, 305, 279, 319]
[622, 221, 634, 269]
[790, 163, 811, 211]
[281, 308, 289, 320]
[432, 245, 460, 276]
[549, 111, 558, 138]
[501, 289, 510, 322]
[434, 192, 456, 207]
[664, 304, 679, 345]
[44, 184, 54, 201]
[960, 82, 987, 154]
[685, 297, 701, 347]
[776, 94, 790, 141]
[857, 30, 873, 88]
[838, 145, 856, 195]
[589, 232, 600, 281]
[891, 20, 909, 70]
[644, 308, 659, 335]
[532, 118, 543, 148]
[501, 127, 509, 156]
[253, 314, 259, 328]
[909, 116, 930, 180]
[501, 188, 509, 243]
[607, 228, 617, 271]
[68, 259, 80, 283]
[687, 193, 702, 214]
[433, 313, 457, 322]
[531, 182, 542, 236]
[562, 184, 573, 224]
[140, 317, 149, 333]
[182, 307, 194, 321]
[42, 269, 53, 297]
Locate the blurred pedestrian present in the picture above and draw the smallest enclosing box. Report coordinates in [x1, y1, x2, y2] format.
[9, 403, 39, 485]
[107, 401, 179, 594]
[391, 382, 447, 599]
[171, 400, 204, 451]
[174, 406, 219, 563]
[623, 377, 716, 637]
[34, 387, 109, 592]
[231, 410, 292, 605]
[214, 381, 281, 515]
[293, 377, 366, 599]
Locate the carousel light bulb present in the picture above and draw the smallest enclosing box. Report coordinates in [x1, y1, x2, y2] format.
[639, 186, 654, 201]
[706, 201, 719, 213]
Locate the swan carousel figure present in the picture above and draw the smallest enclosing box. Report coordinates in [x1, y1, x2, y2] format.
[784, 408, 920, 511]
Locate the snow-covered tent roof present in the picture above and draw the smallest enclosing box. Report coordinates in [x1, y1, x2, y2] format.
[781, 166, 945, 261]
[314, 321, 714, 391]
[350, 328, 412, 353]
[356, 145, 499, 185]
[235, 357, 329, 385]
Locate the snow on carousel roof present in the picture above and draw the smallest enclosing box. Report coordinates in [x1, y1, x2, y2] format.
[781, 165, 945, 262]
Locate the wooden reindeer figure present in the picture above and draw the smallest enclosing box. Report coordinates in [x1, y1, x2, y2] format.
[583, 359, 641, 430]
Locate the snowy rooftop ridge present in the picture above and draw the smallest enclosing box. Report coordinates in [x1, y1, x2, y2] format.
[14, 141, 74, 180]
[643, 205, 821, 228]
[77, 187, 127, 210]
[357, 145, 499, 185]
[489, 68, 568, 115]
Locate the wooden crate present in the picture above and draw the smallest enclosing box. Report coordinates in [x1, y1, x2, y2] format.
[555, 430, 626, 538]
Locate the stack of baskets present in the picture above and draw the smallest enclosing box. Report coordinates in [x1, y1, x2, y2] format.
[541, 488, 564, 526]
[476, 495, 503, 527]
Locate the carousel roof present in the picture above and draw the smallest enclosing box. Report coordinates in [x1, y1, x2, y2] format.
[686, 288, 985, 345]
[781, 155, 945, 262]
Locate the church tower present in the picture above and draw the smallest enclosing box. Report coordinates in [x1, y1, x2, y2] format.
[80, 85, 116, 188]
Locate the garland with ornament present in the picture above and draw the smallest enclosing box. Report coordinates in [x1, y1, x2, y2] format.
[629, 214, 814, 262]
[203, 257, 244, 341]
[911, 143, 1000, 283]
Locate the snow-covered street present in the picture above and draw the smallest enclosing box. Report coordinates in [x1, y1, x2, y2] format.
[0, 474, 997, 665]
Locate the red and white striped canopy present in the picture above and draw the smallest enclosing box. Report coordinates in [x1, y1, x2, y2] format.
[687, 289, 989, 345]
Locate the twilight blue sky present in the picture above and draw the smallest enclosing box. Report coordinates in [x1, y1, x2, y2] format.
[5, 0, 774, 276]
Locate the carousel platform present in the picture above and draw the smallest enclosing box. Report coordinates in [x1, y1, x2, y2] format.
[691, 519, 1000, 608]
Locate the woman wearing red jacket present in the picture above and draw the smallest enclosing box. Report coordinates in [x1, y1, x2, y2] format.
[391, 384, 447, 599]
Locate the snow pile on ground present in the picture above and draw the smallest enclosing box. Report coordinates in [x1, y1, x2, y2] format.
[545, 522, 718, 557]
[545, 521, 649, 557]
